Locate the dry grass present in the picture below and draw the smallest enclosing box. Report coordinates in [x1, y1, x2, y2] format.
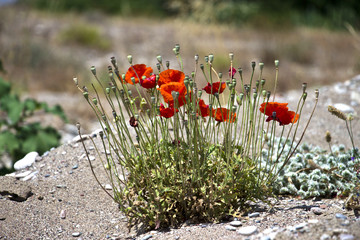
[0, 5, 359, 126]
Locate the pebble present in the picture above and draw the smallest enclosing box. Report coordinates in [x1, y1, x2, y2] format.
[308, 219, 319, 224]
[60, 210, 66, 219]
[229, 220, 242, 227]
[320, 234, 331, 240]
[237, 226, 258, 236]
[295, 222, 307, 230]
[335, 213, 348, 220]
[44, 174, 50, 178]
[14, 171, 32, 178]
[339, 234, 355, 240]
[311, 207, 324, 215]
[72, 164, 78, 169]
[14, 152, 39, 170]
[105, 184, 112, 190]
[141, 235, 153, 240]
[341, 220, 350, 226]
[333, 103, 354, 114]
[22, 171, 38, 181]
[72, 232, 81, 237]
[248, 212, 260, 218]
[225, 225, 237, 231]
[89, 156, 95, 161]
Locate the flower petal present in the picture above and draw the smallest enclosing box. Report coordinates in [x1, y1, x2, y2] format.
[125, 64, 153, 85]
[158, 69, 185, 87]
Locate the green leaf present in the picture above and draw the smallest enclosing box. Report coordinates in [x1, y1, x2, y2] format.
[42, 103, 68, 122]
[0, 77, 11, 96]
[0, 130, 20, 158]
[0, 95, 24, 124]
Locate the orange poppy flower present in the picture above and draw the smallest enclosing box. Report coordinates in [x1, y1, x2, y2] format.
[140, 74, 157, 89]
[211, 108, 236, 123]
[259, 102, 299, 125]
[159, 103, 175, 118]
[158, 69, 185, 87]
[198, 99, 210, 117]
[125, 64, 153, 85]
[159, 82, 187, 107]
[203, 82, 226, 95]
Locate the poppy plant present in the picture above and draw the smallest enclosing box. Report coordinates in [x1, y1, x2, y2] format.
[159, 82, 187, 107]
[203, 82, 226, 95]
[158, 69, 185, 87]
[211, 108, 236, 123]
[125, 64, 153, 85]
[198, 99, 210, 117]
[140, 74, 157, 89]
[259, 102, 299, 126]
[229, 67, 236, 78]
[159, 103, 175, 118]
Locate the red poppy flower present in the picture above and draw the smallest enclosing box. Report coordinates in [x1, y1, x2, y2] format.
[158, 69, 185, 87]
[203, 82, 226, 95]
[159, 103, 175, 118]
[140, 74, 157, 89]
[198, 99, 210, 117]
[259, 102, 299, 126]
[229, 67, 236, 78]
[159, 82, 187, 107]
[125, 64, 153, 85]
[211, 108, 236, 123]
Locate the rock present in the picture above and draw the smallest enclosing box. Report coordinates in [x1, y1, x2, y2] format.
[105, 184, 112, 190]
[14, 152, 39, 170]
[22, 171, 38, 181]
[339, 234, 355, 240]
[60, 210, 66, 219]
[335, 213, 348, 220]
[237, 225, 258, 236]
[295, 222, 307, 230]
[225, 225, 237, 231]
[311, 207, 324, 215]
[248, 212, 260, 218]
[320, 234, 331, 240]
[14, 171, 32, 179]
[72, 232, 81, 237]
[229, 220, 242, 227]
[141, 235, 153, 240]
[0, 176, 32, 202]
[333, 103, 354, 114]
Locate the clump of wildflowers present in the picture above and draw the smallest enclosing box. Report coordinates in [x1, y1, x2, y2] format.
[75, 45, 318, 230]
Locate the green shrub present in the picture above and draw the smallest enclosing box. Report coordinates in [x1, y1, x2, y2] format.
[0, 77, 67, 174]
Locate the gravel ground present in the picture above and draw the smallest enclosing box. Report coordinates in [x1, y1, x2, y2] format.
[1, 77, 360, 240]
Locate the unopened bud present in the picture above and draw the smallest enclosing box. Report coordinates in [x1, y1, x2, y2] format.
[156, 62, 161, 71]
[302, 83, 307, 93]
[92, 97, 98, 105]
[73, 77, 78, 85]
[259, 62, 264, 70]
[218, 72, 223, 79]
[251, 61, 256, 70]
[111, 56, 117, 69]
[156, 55, 162, 64]
[175, 44, 180, 52]
[275, 60, 279, 68]
[127, 55, 133, 65]
[195, 54, 199, 63]
[91, 66, 96, 76]
[131, 77, 136, 84]
[325, 130, 332, 143]
[261, 79, 266, 86]
[208, 54, 214, 63]
[315, 89, 319, 100]
[229, 52, 234, 61]
[204, 56, 209, 63]
[83, 91, 88, 100]
[166, 60, 170, 69]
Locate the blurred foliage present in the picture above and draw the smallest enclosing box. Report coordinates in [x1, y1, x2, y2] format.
[0, 76, 67, 174]
[59, 23, 111, 51]
[19, 0, 360, 29]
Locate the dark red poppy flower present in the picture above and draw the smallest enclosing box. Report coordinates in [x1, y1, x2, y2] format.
[211, 108, 236, 123]
[159, 82, 187, 107]
[198, 99, 210, 117]
[140, 74, 157, 89]
[158, 69, 185, 87]
[229, 67, 236, 78]
[125, 64, 153, 85]
[259, 102, 299, 126]
[159, 103, 175, 118]
[203, 82, 226, 95]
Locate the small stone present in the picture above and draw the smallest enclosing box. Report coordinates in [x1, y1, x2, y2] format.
[261, 237, 271, 240]
[237, 225, 258, 236]
[89, 156, 95, 161]
[105, 184, 112, 190]
[333, 228, 348, 235]
[295, 222, 307, 230]
[0, 216, 6, 221]
[141, 235, 153, 240]
[61, 151, 67, 155]
[308, 219, 319, 224]
[339, 234, 355, 240]
[311, 207, 324, 215]
[44, 174, 50, 178]
[225, 225, 237, 231]
[60, 210, 66, 219]
[72, 232, 81, 237]
[320, 233, 331, 240]
[14, 152, 39, 170]
[320, 204, 327, 209]
[22, 171, 38, 181]
[341, 220, 350, 226]
[248, 212, 260, 218]
[72, 164, 78, 170]
[14, 171, 32, 178]
[336, 213, 348, 220]
[333, 103, 354, 114]
[229, 220, 242, 227]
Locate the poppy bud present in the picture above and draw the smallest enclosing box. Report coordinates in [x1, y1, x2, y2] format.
[156, 62, 161, 71]
[91, 66, 96, 76]
[325, 130, 332, 143]
[219, 72, 223, 79]
[204, 56, 209, 63]
[175, 44, 180, 52]
[92, 97, 98, 106]
[191, 71, 195, 78]
[315, 89, 319, 100]
[266, 91, 271, 100]
[229, 52, 234, 61]
[209, 54, 214, 63]
[302, 83, 307, 93]
[259, 62, 264, 70]
[111, 56, 117, 69]
[261, 79, 266, 86]
[157, 55, 162, 64]
[251, 61, 256, 70]
[198, 90, 202, 98]
[127, 55, 133, 65]
[73, 77, 78, 86]
[106, 87, 110, 94]
[200, 64, 204, 71]
[166, 60, 170, 69]
[194, 54, 199, 63]
[275, 60, 279, 67]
